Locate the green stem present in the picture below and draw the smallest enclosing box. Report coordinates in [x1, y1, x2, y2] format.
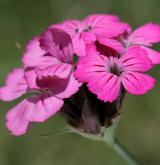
[102, 127, 140, 165]
[111, 139, 139, 165]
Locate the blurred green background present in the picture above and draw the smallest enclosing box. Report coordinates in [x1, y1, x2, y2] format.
[0, 0, 160, 164]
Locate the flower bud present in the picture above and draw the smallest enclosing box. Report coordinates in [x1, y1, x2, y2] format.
[59, 85, 125, 139]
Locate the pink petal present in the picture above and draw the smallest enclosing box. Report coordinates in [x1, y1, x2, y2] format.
[40, 28, 73, 63]
[54, 23, 87, 57]
[88, 73, 121, 102]
[121, 23, 132, 33]
[128, 23, 160, 45]
[25, 94, 64, 122]
[95, 41, 120, 57]
[83, 14, 120, 25]
[121, 71, 155, 95]
[87, 72, 110, 94]
[36, 63, 72, 79]
[0, 68, 28, 101]
[119, 46, 152, 72]
[37, 72, 81, 99]
[83, 14, 129, 38]
[72, 34, 86, 56]
[55, 73, 82, 99]
[53, 20, 82, 38]
[36, 71, 80, 97]
[75, 53, 107, 82]
[86, 43, 100, 55]
[22, 37, 46, 67]
[97, 37, 124, 54]
[139, 46, 160, 64]
[36, 72, 81, 98]
[6, 101, 30, 136]
[24, 69, 39, 90]
[81, 32, 96, 44]
[6, 94, 64, 136]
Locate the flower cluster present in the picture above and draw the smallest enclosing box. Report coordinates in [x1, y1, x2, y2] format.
[0, 14, 160, 136]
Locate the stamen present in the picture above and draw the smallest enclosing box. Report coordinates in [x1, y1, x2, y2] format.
[75, 28, 79, 33]
[83, 25, 92, 32]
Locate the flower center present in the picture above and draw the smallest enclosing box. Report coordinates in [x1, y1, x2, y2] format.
[83, 25, 92, 32]
[108, 58, 122, 76]
[119, 35, 131, 48]
[109, 64, 121, 76]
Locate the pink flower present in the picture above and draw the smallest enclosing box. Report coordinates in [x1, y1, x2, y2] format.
[75, 46, 155, 102]
[1, 68, 64, 136]
[23, 28, 81, 98]
[0, 29, 81, 136]
[53, 14, 130, 56]
[100, 23, 160, 64]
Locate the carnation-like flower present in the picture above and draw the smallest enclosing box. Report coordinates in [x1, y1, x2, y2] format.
[99, 23, 160, 64]
[0, 14, 159, 139]
[0, 28, 81, 135]
[53, 14, 130, 56]
[75, 46, 155, 102]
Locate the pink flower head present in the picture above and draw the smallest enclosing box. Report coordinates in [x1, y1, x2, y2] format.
[0, 28, 81, 136]
[53, 14, 130, 56]
[116, 23, 160, 64]
[0, 14, 159, 137]
[75, 46, 155, 102]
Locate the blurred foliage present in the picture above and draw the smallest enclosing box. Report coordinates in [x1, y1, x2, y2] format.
[0, 0, 160, 165]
